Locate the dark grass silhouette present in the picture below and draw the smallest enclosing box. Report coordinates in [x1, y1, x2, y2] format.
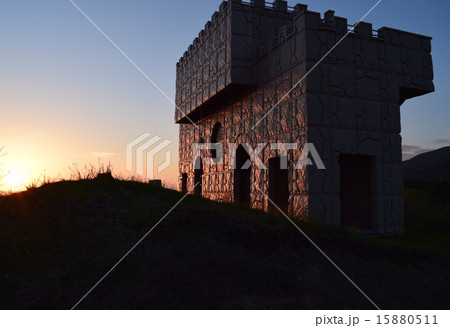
[0, 177, 448, 309]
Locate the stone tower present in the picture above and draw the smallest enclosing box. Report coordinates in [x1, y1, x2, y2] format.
[175, 0, 434, 235]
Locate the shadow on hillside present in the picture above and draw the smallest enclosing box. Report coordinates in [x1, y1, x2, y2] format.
[0, 178, 448, 309]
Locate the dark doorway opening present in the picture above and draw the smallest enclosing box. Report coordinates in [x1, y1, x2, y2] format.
[234, 145, 251, 205]
[268, 157, 289, 213]
[181, 173, 188, 193]
[194, 160, 203, 195]
[339, 154, 376, 231]
[210, 122, 223, 161]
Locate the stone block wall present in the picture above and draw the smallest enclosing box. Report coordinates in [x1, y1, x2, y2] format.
[175, 0, 297, 122]
[176, 0, 434, 235]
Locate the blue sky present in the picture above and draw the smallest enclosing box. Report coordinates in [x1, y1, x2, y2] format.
[0, 0, 449, 189]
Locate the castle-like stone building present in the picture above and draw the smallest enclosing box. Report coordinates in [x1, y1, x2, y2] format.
[175, 0, 434, 235]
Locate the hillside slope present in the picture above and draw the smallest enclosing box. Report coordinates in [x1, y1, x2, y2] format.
[403, 146, 450, 182]
[0, 178, 448, 309]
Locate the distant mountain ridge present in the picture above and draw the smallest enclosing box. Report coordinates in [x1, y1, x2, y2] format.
[403, 146, 450, 182]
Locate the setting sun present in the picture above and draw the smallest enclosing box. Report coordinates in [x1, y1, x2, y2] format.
[3, 170, 26, 191]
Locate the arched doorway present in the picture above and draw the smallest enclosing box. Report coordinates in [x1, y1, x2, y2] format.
[210, 122, 224, 161]
[234, 144, 251, 205]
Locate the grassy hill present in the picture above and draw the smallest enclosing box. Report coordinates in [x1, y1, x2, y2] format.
[0, 177, 449, 309]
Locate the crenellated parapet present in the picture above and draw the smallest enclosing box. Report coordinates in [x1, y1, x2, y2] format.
[176, 0, 434, 123]
[176, 1, 230, 71]
[175, 1, 308, 70]
[175, 0, 298, 123]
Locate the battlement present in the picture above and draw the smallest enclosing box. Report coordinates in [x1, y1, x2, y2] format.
[176, 1, 230, 72]
[255, 7, 432, 58]
[175, 0, 433, 123]
[176, 1, 304, 71]
[175, 1, 301, 122]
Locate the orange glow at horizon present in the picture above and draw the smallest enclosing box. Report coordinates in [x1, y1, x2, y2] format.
[0, 143, 179, 193]
[2, 170, 26, 192]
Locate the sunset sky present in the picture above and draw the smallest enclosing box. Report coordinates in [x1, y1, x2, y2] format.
[1, 0, 449, 191]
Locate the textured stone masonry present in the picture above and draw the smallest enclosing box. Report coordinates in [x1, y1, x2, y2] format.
[175, 0, 434, 235]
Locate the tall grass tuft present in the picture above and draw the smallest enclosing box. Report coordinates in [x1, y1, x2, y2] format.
[68, 160, 112, 180]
